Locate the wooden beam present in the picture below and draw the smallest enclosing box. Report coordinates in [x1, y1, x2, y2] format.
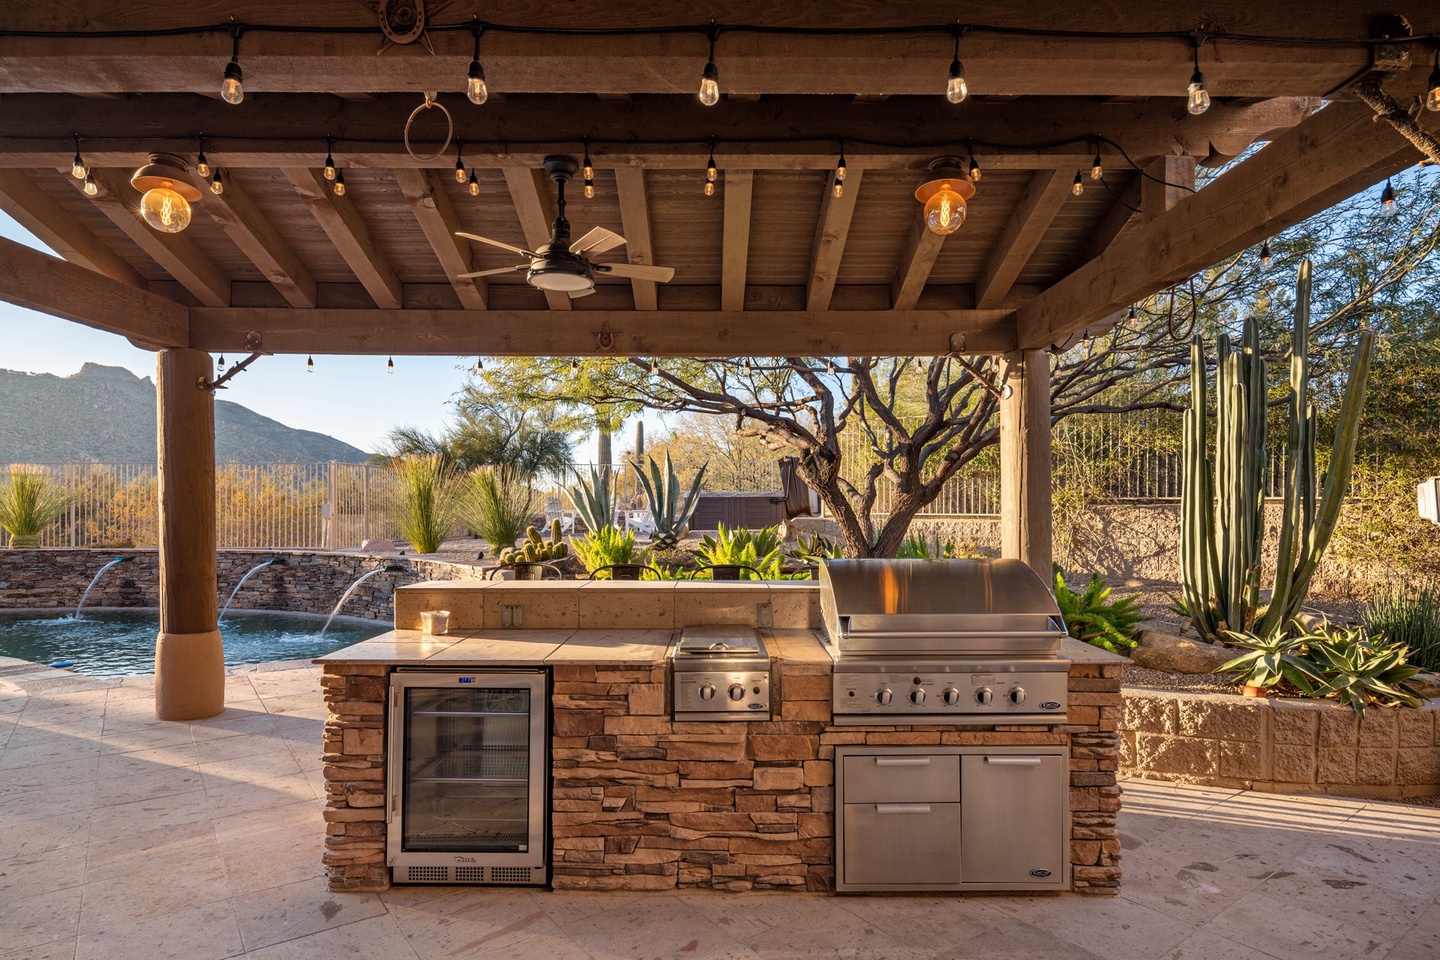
[281, 167, 402, 310]
[0, 234, 187, 347]
[0, 169, 146, 286]
[503, 167, 571, 311]
[806, 171, 862, 312]
[0, 2, 1387, 98]
[187, 308, 1016, 356]
[392, 168, 487, 310]
[1080, 177, 1143, 265]
[975, 169, 1071, 309]
[1140, 155, 1197, 223]
[999, 349, 1052, 578]
[0, 95, 1320, 173]
[890, 218, 946, 311]
[73, 168, 230, 307]
[613, 166, 657, 311]
[721, 170, 754, 313]
[200, 171, 317, 308]
[1017, 101, 1436, 349]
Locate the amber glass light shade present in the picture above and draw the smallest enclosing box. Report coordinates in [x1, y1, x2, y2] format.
[914, 167, 975, 237]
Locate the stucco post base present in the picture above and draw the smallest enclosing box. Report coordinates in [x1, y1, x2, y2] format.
[155, 629, 225, 720]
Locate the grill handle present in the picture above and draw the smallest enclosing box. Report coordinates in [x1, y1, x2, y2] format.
[874, 803, 932, 814]
[984, 756, 1043, 765]
[873, 756, 931, 767]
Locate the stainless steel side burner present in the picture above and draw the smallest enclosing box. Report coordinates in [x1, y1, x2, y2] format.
[668, 626, 771, 721]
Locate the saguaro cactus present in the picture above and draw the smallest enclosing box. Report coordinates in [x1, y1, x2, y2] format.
[1181, 260, 1373, 642]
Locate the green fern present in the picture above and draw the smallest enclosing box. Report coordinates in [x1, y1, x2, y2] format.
[1053, 566, 1144, 655]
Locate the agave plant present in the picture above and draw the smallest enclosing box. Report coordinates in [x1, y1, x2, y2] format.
[631, 453, 706, 548]
[787, 532, 843, 564]
[570, 524, 645, 575]
[1297, 622, 1422, 718]
[1053, 567, 1144, 655]
[0, 465, 71, 547]
[1214, 624, 1321, 695]
[694, 523, 783, 580]
[568, 465, 617, 534]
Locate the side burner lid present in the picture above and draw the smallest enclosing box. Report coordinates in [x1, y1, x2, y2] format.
[674, 626, 764, 657]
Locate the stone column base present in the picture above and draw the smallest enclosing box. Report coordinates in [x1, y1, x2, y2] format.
[155, 629, 225, 721]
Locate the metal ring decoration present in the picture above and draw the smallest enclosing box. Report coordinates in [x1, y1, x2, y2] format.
[403, 92, 454, 162]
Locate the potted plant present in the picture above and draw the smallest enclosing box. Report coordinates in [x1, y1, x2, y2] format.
[1214, 627, 1320, 698]
[693, 523, 782, 580]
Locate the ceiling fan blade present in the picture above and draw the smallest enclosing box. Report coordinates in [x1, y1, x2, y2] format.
[457, 265, 528, 279]
[454, 231, 535, 258]
[567, 286, 598, 300]
[598, 262, 675, 283]
[570, 226, 627, 255]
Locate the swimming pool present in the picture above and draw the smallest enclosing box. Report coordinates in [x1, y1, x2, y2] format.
[0, 609, 385, 678]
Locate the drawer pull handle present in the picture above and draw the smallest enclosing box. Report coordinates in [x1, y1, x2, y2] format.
[874, 757, 931, 767]
[985, 756, 1043, 765]
[875, 803, 932, 814]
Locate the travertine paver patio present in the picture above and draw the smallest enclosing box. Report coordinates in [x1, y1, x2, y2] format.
[1, 657, 1438, 960]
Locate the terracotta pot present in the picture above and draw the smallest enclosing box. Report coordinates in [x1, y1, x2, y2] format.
[1240, 684, 1271, 698]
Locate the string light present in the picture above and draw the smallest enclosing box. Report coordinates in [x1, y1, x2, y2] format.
[221, 25, 244, 105]
[1127, 305, 1137, 322]
[1427, 47, 1440, 112]
[1381, 178, 1397, 217]
[946, 24, 969, 103]
[833, 140, 846, 199]
[209, 169, 224, 195]
[1090, 144, 1103, 181]
[1259, 240, 1272, 268]
[967, 143, 981, 183]
[70, 137, 86, 180]
[454, 141, 467, 183]
[699, 23, 720, 106]
[1072, 170, 1084, 197]
[332, 168, 346, 197]
[218, 354, 225, 368]
[195, 139, 210, 178]
[475, 358, 484, 372]
[306, 355, 314, 373]
[826, 358, 836, 375]
[704, 143, 717, 197]
[387, 356, 394, 374]
[82, 171, 98, 197]
[582, 141, 595, 199]
[468, 169, 479, 197]
[570, 358, 580, 373]
[1187, 34, 1210, 116]
[322, 139, 337, 181]
[466, 24, 488, 105]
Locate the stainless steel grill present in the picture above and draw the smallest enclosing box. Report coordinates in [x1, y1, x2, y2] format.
[668, 626, 772, 721]
[820, 558, 1069, 725]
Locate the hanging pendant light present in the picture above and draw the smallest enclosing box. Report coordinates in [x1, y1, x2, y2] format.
[698, 24, 721, 106]
[221, 25, 245, 105]
[131, 154, 202, 234]
[914, 157, 975, 237]
[466, 24, 488, 105]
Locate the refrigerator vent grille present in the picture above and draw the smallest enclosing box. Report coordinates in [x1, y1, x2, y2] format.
[490, 866, 536, 883]
[454, 866, 487, 882]
[405, 866, 449, 882]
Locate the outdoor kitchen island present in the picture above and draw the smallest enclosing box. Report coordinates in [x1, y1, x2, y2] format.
[317, 578, 1124, 896]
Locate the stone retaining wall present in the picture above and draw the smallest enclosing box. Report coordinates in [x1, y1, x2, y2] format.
[1120, 688, 1440, 798]
[0, 548, 485, 621]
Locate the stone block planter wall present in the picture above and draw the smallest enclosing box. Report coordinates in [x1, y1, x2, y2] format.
[0, 548, 485, 621]
[1121, 689, 1440, 798]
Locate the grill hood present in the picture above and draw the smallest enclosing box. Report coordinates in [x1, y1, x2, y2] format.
[819, 558, 1065, 658]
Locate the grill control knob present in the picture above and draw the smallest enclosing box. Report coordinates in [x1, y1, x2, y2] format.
[698, 682, 717, 701]
[1009, 686, 1027, 705]
[975, 687, 994, 705]
[875, 687, 894, 705]
[942, 687, 961, 705]
[909, 688, 926, 705]
[728, 683, 747, 701]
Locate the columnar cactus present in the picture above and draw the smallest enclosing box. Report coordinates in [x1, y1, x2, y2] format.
[1181, 260, 1373, 642]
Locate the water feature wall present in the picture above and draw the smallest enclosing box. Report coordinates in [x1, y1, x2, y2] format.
[0, 549, 485, 621]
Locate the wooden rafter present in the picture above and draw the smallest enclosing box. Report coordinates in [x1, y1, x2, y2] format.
[200, 172, 318, 308]
[975, 169, 1071, 309]
[1140, 156, 1197, 223]
[0, 235, 186, 347]
[392, 168, 487, 311]
[0, 169, 146, 287]
[188, 308, 1016, 357]
[72, 168, 230, 307]
[721, 170, 754, 312]
[1078, 177, 1142, 266]
[806, 171, 862, 312]
[281, 167, 402, 309]
[890, 218, 946, 311]
[1017, 101, 1436, 349]
[502, 167, 570, 311]
[613, 166, 657, 311]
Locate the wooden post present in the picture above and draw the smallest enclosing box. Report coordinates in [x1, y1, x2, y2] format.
[1000, 349, 1053, 579]
[154, 348, 224, 720]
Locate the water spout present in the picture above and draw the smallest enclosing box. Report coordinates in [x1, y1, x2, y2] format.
[320, 564, 407, 636]
[219, 557, 286, 622]
[74, 557, 133, 617]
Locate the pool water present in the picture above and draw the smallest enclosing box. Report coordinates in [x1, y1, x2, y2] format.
[0, 609, 385, 678]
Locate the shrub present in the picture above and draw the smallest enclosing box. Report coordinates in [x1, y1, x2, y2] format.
[1053, 567, 1144, 655]
[0, 465, 72, 547]
[388, 455, 458, 554]
[693, 523, 782, 580]
[571, 525, 645, 576]
[1364, 583, 1440, 673]
[456, 468, 535, 552]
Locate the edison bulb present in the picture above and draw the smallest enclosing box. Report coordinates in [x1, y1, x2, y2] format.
[584, 182, 595, 199]
[468, 172, 479, 197]
[466, 61, 488, 105]
[82, 172, 98, 197]
[323, 157, 337, 181]
[946, 59, 968, 104]
[698, 61, 720, 106]
[455, 159, 467, 183]
[923, 182, 966, 236]
[704, 180, 715, 197]
[1428, 71, 1440, 112]
[210, 173, 224, 195]
[71, 155, 87, 180]
[832, 178, 843, 199]
[1186, 73, 1210, 115]
[139, 186, 193, 233]
[221, 62, 244, 105]
[583, 158, 595, 181]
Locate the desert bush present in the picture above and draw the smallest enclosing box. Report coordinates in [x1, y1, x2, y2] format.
[456, 468, 535, 551]
[389, 455, 459, 554]
[1365, 582, 1440, 673]
[0, 465, 72, 547]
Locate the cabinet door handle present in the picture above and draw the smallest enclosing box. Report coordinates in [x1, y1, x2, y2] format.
[985, 756, 1043, 765]
[874, 756, 931, 767]
[875, 803, 932, 814]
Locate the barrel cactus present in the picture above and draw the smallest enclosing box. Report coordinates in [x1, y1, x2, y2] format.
[1181, 259, 1373, 642]
[498, 519, 570, 566]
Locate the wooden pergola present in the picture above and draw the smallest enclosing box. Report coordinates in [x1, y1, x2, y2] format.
[0, 2, 1435, 718]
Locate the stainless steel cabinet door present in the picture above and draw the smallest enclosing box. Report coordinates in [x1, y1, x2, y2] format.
[960, 754, 1066, 884]
[841, 801, 963, 889]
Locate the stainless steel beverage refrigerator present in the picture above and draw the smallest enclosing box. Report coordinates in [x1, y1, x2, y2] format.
[386, 669, 549, 885]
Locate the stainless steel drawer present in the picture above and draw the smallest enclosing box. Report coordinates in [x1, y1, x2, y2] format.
[841, 801, 962, 889]
[840, 754, 960, 804]
[960, 753, 1067, 885]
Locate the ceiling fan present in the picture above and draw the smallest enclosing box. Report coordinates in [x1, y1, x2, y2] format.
[454, 156, 675, 299]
